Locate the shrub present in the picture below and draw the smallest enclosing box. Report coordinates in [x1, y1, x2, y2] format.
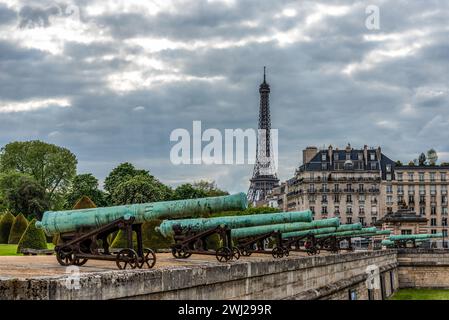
[17, 218, 48, 253]
[72, 196, 97, 209]
[110, 229, 137, 249]
[142, 219, 173, 250]
[0, 211, 15, 244]
[8, 213, 29, 244]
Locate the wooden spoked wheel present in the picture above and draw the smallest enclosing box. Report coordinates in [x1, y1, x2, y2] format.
[116, 248, 138, 269]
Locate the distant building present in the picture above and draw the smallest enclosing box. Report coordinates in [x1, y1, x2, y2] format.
[268, 144, 449, 237]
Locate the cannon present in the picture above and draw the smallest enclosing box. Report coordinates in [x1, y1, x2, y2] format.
[231, 218, 339, 258]
[157, 210, 313, 262]
[386, 233, 444, 248]
[314, 227, 380, 253]
[281, 223, 361, 255]
[36, 193, 247, 269]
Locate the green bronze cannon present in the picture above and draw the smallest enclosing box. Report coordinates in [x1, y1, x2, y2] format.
[36, 193, 247, 268]
[279, 223, 361, 254]
[158, 210, 313, 261]
[229, 218, 339, 258]
[387, 233, 444, 248]
[313, 227, 380, 253]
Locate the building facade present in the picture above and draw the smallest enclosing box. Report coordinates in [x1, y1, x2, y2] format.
[269, 144, 449, 237]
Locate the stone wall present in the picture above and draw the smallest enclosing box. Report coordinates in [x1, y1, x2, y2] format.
[0, 250, 398, 300]
[397, 249, 449, 289]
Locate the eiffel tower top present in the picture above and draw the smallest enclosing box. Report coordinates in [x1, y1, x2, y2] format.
[259, 66, 270, 92]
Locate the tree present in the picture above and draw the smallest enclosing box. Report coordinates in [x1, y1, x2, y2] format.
[16, 218, 47, 253]
[192, 180, 229, 197]
[8, 213, 28, 244]
[64, 174, 106, 208]
[418, 153, 427, 166]
[0, 140, 77, 204]
[427, 149, 438, 166]
[111, 175, 165, 205]
[441, 162, 449, 166]
[173, 183, 208, 200]
[395, 160, 403, 166]
[0, 172, 49, 219]
[104, 162, 149, 195]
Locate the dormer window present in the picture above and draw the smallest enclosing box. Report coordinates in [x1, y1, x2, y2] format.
[370, 153, 375, 161]
[321, 153, 326, 161]
[334, 153, 339, 161]
[358, 153, 363, 160]
[346, 153, 351, 160]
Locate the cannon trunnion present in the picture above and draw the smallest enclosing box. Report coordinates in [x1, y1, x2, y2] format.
[55, 216, 156, 270]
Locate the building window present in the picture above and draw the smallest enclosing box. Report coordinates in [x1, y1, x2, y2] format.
[370, 153, 375, 161]
[322, 153, 327, 161]
[359, 217, 365, 225]
[322, 206, 328, 214]
[408, 173, 414, 182]
[358, 184, 364, 192]
[420, 206, 425, 215]
[347, 195, 352, 203]
[359, 206, 365, 214]
[419, 185, 425, 195]
[441, 173, 447, 181]
[419, 195, 426, 204]
[370, 162, 377, 170]
[443, 207, 448, 215]
[431, 206, 436, 215]
[368, 289, 374, 301]
[371, 206, 377, 214]
[322, 195, 327, 203]
[347, 207, 353, 214]
[347, 217, 352, 224]
[430, 185, 436, 195]
[419, 172, 425, 182]
[335, 206, 340, 214]
[401, 230, 412, 235]
[358, 153, 363, 161]
[430, 172, 435, 182]
[397, 173, 403, 181]
[431, 218, 437, 226]
[321, 163, 327, 170]
[334, 194, 340, 203]
[359, 194, 365, 202]
[431, 229, 437, 234]
[387, 196, 393, 205]
[408, 195, 414, 204]
[386, 164, 392, 172]
[442, 218, 448, 227]
[310, 206, 315, 214]
[443, 230, 448, 237]
[372, 217, 377, 224]
[386, 185, 393, 193]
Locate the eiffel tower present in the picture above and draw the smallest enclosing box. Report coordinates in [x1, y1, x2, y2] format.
[247, 67, 279, 205]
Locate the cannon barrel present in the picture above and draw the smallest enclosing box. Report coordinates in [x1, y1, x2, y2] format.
[375, 230, 391, 236]
[157, 210, 313, 238]
[334, 223, 362, 232]
[381, 240, 394, 246]
[281, 227, 338, 239]
[389, 233, 443, 241]
[230, 218, 339, 239]
[315, 227, 378, 238]
[36, 193, 247, 236]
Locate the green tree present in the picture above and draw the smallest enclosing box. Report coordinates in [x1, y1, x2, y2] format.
[0, 172, 49, 219]
[0, 140, 77, 204]
[104, 162, 149, 194]
[192, 180, 229, 197]
[173, 183, 208, 200]
[111, 175, 165, 205]
[441, 162, 449, 166]
[64, 174, 106, 208]
[8, 213, 29, 244]
[17, 218, 48, 253]
[395, 160, 403, 166]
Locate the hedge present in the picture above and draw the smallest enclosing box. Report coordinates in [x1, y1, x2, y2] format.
[8, 213, 29, 244]
[17, 218, 48, 253]
[0, 212, 15, 244]
[142, 219, 173, 250]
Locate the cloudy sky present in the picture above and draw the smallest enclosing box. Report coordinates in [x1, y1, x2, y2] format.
[0, 0, 448, 193]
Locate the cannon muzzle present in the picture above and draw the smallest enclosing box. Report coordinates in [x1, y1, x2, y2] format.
[36, 193, 247, 236]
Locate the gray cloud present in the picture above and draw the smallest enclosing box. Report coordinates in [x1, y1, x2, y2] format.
[1, 0, 449, 194]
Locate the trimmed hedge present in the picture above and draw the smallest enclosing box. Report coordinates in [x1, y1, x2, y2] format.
[110, 229, 137, 249]
[8, 213, 29, 244]
[72, 196, 97, 209]
[0, 211, 15, 244]
[17, 218, 48, 253]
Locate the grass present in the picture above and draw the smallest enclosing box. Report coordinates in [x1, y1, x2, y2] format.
[0, 243, 54, 256]
[390, 288, 449, 300]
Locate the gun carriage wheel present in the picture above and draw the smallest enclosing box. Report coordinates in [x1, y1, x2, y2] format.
[271, 246, 284, 259]
[231, 247, 241, 260]
[215, 246, 232, 262]
[56, 246, 75, 266]
[116, 248, 139, 269]
[139, 248, 157, 269]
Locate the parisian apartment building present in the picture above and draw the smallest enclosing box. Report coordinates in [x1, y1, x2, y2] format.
[268, 144, 449, 236]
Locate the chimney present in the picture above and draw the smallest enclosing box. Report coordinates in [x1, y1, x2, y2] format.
[363, 145, 368, 166]
[303, 146, 318, 165]
[328, 145, 333, 166]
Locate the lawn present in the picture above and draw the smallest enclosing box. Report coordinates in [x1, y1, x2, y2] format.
[0, 244, 54, 256]
[390, 288, 449, 300]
